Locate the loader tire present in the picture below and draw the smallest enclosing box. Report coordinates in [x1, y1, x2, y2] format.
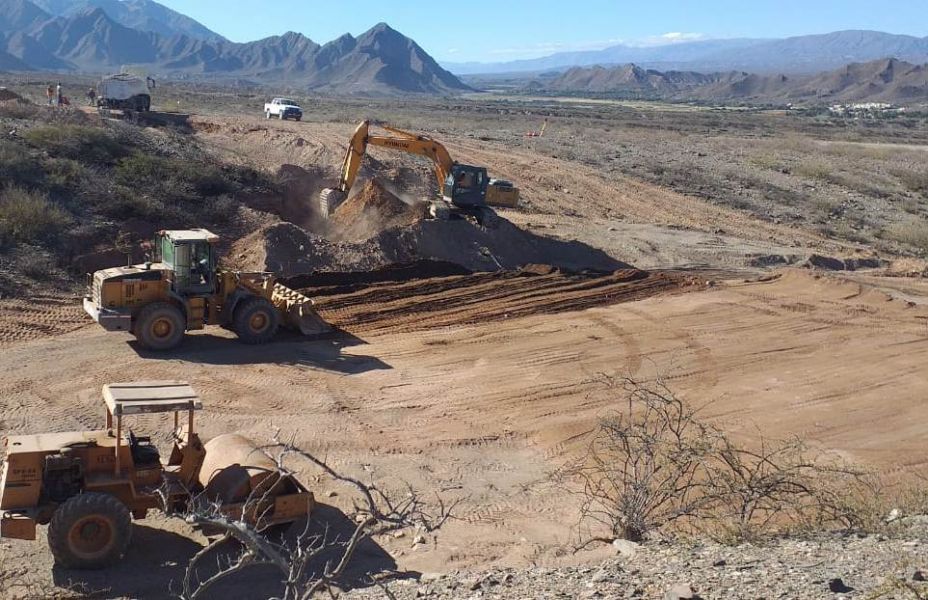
[48, 493, 132, 570]
[134, 302, 185, 351]
[234, 296, 279, 345]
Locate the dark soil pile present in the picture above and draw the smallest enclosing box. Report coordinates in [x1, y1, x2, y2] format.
[0, 88, 23, 102]
[233, 214, 630, 278]
[329, 179, 428, 240]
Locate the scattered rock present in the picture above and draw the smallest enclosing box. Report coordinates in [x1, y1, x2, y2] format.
[805, 254, 847, 271]
[911, 568, 926, 582]
[712, 559, 727, 567]
[612, 538, 640, 558]
[749, 254, 791, 268]
[325, 490, 338, 498]
[419, 573, 444, 582]
[413, 534, 427, 545]
[828, 578, 853, 593]
[590, 569, 611, 583]
[663, 583, 700, 600]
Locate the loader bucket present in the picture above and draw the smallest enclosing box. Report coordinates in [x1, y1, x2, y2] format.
[272, 283, 331, 335]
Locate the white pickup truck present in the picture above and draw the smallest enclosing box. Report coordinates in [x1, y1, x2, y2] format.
[264, 98, 303, 121]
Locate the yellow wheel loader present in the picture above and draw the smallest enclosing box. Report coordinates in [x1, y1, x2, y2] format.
[83, 229, 329, 351]
[320, 120, 520, 226]
[0, 381, 314, 569]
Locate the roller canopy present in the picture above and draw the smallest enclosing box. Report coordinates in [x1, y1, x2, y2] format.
[103, 381, 203, 416]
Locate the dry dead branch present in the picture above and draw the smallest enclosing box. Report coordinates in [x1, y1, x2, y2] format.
[166, 433, 458, 599]
[564, 374, 873, 545]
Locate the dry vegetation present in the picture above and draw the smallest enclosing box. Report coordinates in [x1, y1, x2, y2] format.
[0, 96, 277, 295]
[560, 375, 921, 549]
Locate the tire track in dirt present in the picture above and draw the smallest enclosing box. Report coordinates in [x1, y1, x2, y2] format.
[305, 270, 707, 337]
[0, 296, 88, 347]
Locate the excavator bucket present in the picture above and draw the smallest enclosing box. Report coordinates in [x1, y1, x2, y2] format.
[319, 188, 346, 220]
[271, 282, 331, 335]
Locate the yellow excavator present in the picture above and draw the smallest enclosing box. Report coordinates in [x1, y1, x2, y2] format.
[319, 120, 519, 226]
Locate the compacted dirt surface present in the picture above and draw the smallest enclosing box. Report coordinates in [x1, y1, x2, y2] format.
[2, 269, 927, 597]
[2, 112, 927, 598]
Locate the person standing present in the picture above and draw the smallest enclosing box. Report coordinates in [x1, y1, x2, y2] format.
[87, 87, 97, 106]
[56, 82, 62, 106]
[46, 84, 54, 105]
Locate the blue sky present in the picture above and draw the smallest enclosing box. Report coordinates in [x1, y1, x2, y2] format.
[158, 0, 928, 63]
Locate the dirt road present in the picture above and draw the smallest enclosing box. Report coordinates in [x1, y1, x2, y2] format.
[2, 269, 927, 596]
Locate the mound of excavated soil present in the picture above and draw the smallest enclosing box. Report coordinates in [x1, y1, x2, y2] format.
[329, 179, 428, 240]
[233, 212, 629, 277]
[228, 222, 386, 276]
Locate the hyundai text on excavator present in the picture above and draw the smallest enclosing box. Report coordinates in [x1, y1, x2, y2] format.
[0, 381, 314, 569]
[83, 229, 329, 351]
[320, 120, 519, 226]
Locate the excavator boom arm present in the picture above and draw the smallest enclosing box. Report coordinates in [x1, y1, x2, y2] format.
[334, 120, 455, 195]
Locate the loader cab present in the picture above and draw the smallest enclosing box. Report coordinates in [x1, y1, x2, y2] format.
[153, 229, 219, 295]
[444, 164, 489, 208]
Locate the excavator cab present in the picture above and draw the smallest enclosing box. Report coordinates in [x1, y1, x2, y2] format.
[444, 164, 489, 208]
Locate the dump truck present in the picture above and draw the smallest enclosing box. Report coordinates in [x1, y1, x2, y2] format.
[320, 120, 520, 226]
[0, 381, 314, 569]
[83, 229, 329, 351]
[97, 73, 155, 112]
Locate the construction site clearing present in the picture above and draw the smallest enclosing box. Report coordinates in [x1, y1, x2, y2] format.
[1, 104, 927, 597]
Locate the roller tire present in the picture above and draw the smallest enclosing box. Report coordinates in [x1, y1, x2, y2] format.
[233, 296, 279, 345]
[48, 493, 132, 570]
[134, 302, 185, 351]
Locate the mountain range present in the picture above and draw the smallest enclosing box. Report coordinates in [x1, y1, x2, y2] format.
[0, 0, 469, 94]
[541, 58, 928, 104]
[446, 31, 928, 76]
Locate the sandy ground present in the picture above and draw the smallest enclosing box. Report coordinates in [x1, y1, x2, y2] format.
[1, 114, 926, 597]
[2, 269, 927, 597]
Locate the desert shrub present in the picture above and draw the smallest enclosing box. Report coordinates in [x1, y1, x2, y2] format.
[44, 158, 89, 194]
[24, 125, 128, 164]
[17, 249, 58, 280]
[0, 186, 70, 247]
[0, 99, 39, 120]
[115, 153, 236, 200]
[114, 152, 177, 185]
[748, 153, 782, 171]
[795, 160, 833, 181]
[92, 187, 167, 221]
[564, 376, 873, 545]
[184, 163, 236, 196]
[894, 168, 928, 195]
[885, 219, 928, 253]
[0, 141, 44, 188]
